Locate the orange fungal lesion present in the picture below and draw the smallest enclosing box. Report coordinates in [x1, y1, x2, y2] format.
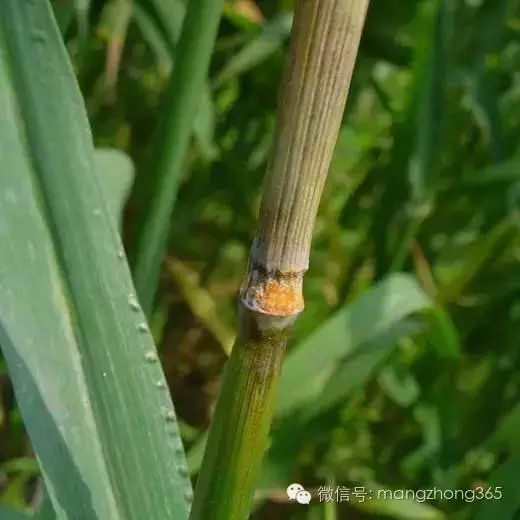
[241, 268, 304, 317]
[258, 278, 304, 315]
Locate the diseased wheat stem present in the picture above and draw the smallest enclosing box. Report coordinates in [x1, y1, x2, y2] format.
[190, 2, 369, 519]
[242, 0, 368, 317]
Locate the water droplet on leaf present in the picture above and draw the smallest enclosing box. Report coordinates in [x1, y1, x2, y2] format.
[128, 296, 140, 311]
[164, 410, 176, 422]
[144, 351, 157, 362]
[137, 323, 148, 333]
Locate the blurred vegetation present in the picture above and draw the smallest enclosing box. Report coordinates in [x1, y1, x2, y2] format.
[1, 0, 520, 518]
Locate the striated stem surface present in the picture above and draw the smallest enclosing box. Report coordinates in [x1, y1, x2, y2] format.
[189, 309, 291, 520]
[242, 0, 369, 316]
[190, 2, 369, 518]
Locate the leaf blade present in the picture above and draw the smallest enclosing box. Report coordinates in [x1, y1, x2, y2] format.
[0, 2, 189, 518]
[276, 274, 432, 416]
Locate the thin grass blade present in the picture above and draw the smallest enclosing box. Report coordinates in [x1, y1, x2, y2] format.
[131, 0, 225, 313]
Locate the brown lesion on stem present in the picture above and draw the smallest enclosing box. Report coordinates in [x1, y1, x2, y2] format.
[240, 262, 305, 317]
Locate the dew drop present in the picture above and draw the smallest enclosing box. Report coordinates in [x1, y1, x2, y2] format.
[164, 410, 176, 422]
[155, 380, 166, 389]
[184, 490, 193, 503]
[144, 351, 157, 362]
[93, 208, 102, 216]
[117, 249, 124, 259]
[175, 447, 184, 457]
[137, 323, 148, 333]
[102, 372, 107, 378]
[178, 466, 189, 477]
[128, 296, 140, 312]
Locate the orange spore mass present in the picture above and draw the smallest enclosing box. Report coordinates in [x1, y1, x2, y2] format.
[258, 278, 304, 315]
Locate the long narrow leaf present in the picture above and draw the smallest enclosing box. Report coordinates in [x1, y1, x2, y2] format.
[0, 2, 189, 518]
[214, 13, 293, 87]
[276, 274, 431, 416]
[132, 0, 225, 313]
